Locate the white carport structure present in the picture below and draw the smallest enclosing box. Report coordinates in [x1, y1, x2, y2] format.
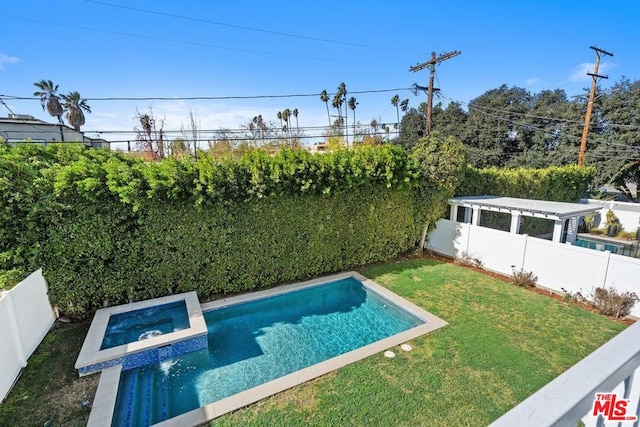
[449, 195, 600, 244]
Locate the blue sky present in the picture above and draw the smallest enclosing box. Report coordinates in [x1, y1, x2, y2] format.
[1, 0, 639, 149]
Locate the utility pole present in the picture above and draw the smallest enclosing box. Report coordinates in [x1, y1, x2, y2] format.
[410, 50, 460, 134]
[578, 46, 613, 166]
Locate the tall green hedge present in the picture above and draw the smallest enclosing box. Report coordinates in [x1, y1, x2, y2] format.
[1, 142, 594, 317]
[43, 187, 419, 317]
[457, 164, 596, 202]
[1, 144, 424, 318]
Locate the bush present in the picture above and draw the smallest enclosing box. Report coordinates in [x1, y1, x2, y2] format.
[0, 268, 27, 290]
[43, 186, 421, 318]
[453, 252, 483, 268]
[586, 287, 638, 318]
[1, 144, 428, 319]
[457, 165, 595, 202]
[509, 267, 537, 288]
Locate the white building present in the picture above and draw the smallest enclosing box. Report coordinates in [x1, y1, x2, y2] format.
[0, 114, 109, 149]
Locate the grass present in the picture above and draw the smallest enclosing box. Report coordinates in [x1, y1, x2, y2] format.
[0, 322, 98, 427]
[0, 258, 628, 426]
[213, 258, 626, 426]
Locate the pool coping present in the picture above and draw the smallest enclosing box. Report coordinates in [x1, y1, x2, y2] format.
[88, 271, 448, 427]
[75, 291, 206, 375]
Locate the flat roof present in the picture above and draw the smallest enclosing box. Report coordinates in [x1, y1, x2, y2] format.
[450, 195, 598, 219]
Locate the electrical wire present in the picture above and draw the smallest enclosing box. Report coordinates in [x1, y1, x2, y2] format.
[0, 14, 383, 66]
[1, 88, 413, 102]
[83, 0, 418, 55]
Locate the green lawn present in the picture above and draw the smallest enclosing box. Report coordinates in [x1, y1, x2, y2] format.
[213, 259, 626, 426]
[0, 258, 627, 427]
[0, 323, 98, 427]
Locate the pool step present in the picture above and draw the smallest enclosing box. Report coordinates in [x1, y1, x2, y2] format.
[123, 370, 138, 427]
[143, 370, 152, 427]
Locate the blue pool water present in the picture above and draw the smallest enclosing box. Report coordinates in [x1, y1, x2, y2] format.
[112, 277, 423, 426]
[101, 301, 190, 350]
[575, 237, 623, 254]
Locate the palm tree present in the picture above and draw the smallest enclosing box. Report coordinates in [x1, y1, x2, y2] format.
[348, 96, 358, 139]
[257, 114, 267, 144]
[292, 108, 299, 132]
[61, 91, 91, 131]
[320, 90, 331, 128]
[33, 80, 64, 124]
[391, 95, 400, 136]
[400, 99, 409, 113]
[332, 93, 343, 135]
[338, 83, 348, 144]
[382, 123, 390, 142]
[370, 119, 378, 135]
[277, 111, 283, 130]
[282, 108, 291, 142]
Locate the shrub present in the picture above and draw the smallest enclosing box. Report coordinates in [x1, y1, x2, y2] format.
[1, 144, 427, 319]
[586, 287, 638, 318]
[0, 268, 27, 290]
[457, 165, 595, 202]
[605, 209, 620, 226]
[453, 252, 483, 268]
[509, 267, 537, 288]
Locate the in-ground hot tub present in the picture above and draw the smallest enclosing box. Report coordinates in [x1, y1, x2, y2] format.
[75, 292, 207, 376]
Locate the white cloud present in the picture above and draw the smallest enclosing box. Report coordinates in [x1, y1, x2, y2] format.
[83, 100, 331, 150]
[569, 61, 616, 82]
[0, 53, 20, 70]
[525, 77, 541, 86]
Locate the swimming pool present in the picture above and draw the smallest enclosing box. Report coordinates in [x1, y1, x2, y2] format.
[101, 300, 190, 350]
[87, 272, 447, 426]
[575, 236, 624, 254]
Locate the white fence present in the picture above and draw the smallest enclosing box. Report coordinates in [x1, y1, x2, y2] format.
[427, 219, 640, 318]
[0, 269, 56, 402]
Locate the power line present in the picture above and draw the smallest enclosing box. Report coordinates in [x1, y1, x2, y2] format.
[1, 88, 412, 102]
[0, 14, 381, 66]
[83, 0, 418, 55]
[440, 95, 640, 139]
[409, 50, 461, 134]
[439, 92, 640, 131]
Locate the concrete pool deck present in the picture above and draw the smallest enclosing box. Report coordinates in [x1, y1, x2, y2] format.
[87, 272, 448, 427]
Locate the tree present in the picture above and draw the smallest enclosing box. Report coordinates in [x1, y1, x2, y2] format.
[180, 108, 201, 157]
[397, 108, 426, 149]
[370, 119, 379, 136]
[411, 133, 466, 251]
[400, 99, 409, 113]
[168, 138, 190, 159]
[282, 108, 291, 140]
[332, 93, 344, 135]
[391, 94, 400, 136]
[61, 91, 91, 132]
[381, 123, 390, 142]
[134, 107, 165, 159]
[338, 83, 348, 145]
[348, 96, 358, 138]
[430, 101, 470, 148]
[292, 108, 299, 132]
[320, 90, 331, 128]
[465, 84, 533, 167]
[277, 111, 283, 130]
[591, 77, 640, 200]
[33, 80, 64, 124]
